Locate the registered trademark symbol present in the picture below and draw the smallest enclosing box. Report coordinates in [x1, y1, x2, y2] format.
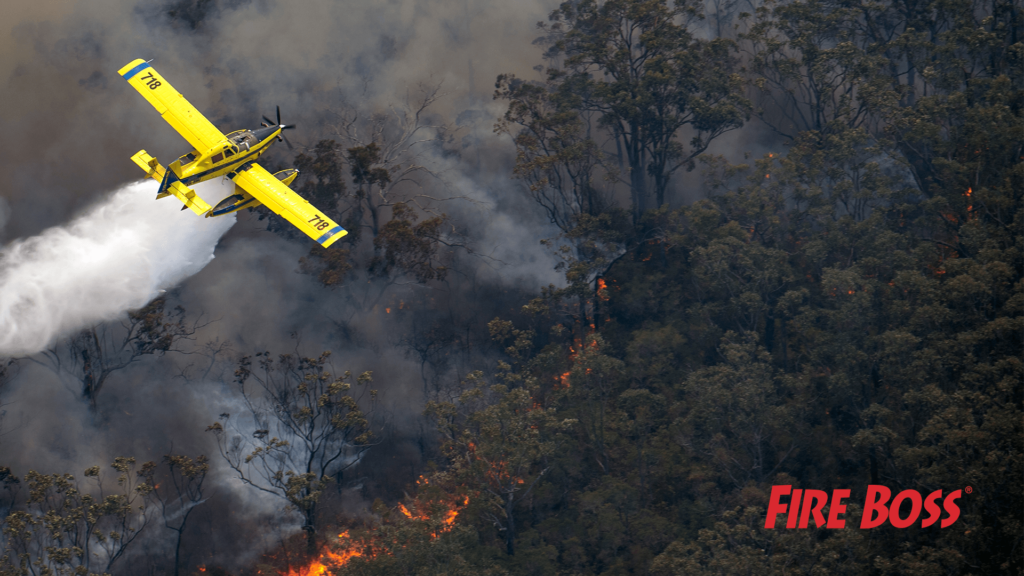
[965, 486, 973, 494]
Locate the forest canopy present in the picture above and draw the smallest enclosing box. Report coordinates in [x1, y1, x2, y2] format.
[0, 0, 1019, 574]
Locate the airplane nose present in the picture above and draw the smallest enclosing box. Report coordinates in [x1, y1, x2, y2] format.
[255, 107, 295, 144]
[252, 125, 278, 142]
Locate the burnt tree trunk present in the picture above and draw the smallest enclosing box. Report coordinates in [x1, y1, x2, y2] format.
[505, 491, 516, 555]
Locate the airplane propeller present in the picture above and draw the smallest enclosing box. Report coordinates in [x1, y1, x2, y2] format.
[260, 105, 295, 149]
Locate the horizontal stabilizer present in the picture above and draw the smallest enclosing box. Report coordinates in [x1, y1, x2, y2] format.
[166, 181, 212, 216]
[130, 150, 166, 183]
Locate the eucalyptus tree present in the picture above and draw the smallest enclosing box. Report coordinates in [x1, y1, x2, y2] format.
[208, 351, 376, 554]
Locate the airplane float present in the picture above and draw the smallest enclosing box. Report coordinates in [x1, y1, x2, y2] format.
[118, 58, 347, 247]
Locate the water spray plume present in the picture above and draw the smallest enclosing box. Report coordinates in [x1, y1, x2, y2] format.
[0, 179, 236, 356]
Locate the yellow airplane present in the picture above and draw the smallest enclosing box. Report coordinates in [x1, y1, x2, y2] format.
[118, 58, 347, 248]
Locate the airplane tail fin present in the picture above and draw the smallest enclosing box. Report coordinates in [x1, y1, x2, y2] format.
[129, 150, 210, 215]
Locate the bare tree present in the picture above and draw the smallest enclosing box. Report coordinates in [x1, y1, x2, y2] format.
[325, 81, 459, 241]
[139, 454, 209, 576]
[32, 297, 200, 408]
[294, 82, 481, 311]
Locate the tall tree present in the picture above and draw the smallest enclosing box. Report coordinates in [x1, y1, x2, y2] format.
[139, 454, 209, 576]
[428, 370, 575, 556]
[495, 73, 609, 233]
[208, 351, 376, 555]
[294, 85, 469, 298]
[538, 0, 750, 215]
[34, 297, 197, 408]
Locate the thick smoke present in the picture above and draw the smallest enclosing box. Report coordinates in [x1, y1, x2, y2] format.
[0, 179, 235, 355]
[0, 0, 666, 571]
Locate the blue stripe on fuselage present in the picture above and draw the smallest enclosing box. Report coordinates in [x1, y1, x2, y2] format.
[316, 226, 343, 244]
[122, 62, 151, 80]
[182, 147, 262, 185]
[210, 196, 257, 217]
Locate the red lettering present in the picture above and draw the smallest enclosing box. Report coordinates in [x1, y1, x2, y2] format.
[766, 486, 961, 529]
[786, 489, 803, 528]
[922, 490, 942, 527]
[826, 489, 850, 528]
[765, 485, 791, 529]
[941, 490, 962, 528]
[861, 485, 891, 528]
[799, 490, 828, 528]
[889, 490, 923, 528]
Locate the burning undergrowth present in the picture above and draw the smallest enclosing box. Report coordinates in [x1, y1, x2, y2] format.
[253, 476, 472, 576]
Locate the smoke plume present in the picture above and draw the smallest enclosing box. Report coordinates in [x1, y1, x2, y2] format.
[0, 179, 235, 355]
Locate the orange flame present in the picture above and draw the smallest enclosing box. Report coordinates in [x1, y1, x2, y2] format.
[596, 279, 610, 302]
[282, 532, 365, 576]
[282, 481, 471, 576]
[394, 488, 469, 538]
[559, 371, 571, 388]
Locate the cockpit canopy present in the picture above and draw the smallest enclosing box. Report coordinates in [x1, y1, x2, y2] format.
[228, 130, 259, 150]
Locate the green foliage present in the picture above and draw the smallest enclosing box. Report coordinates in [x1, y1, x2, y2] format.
[300, 244, 353, 288]
[426, 368, 576, 557]
[370, 203, 449, 283]
[294, 139, 348, 223]
[394, 0, 1022, 570]
[535, 0, 750, 213]
[0, 458, 152, 576]
[294, 126, 457, 290]
[494, 72, 610, 233]
[134, 0, 1024, 572]
[334, 523, 508, 576]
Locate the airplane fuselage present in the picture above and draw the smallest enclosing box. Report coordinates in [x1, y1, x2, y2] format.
[170, 125, 284, 185]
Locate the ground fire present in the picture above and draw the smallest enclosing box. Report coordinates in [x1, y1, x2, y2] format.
[280, 477, 469, 576]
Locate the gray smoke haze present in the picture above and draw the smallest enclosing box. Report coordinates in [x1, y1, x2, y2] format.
[0, 0, 569, 571]
[0, 0, 773, 571]
[0, 0, 555, 241]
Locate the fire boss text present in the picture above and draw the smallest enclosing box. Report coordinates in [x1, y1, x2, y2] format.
[764, 485, 962, 529]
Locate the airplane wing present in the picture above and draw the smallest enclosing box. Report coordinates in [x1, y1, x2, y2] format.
[230, 163, 348, 247]
[118, 59, 226, 152]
